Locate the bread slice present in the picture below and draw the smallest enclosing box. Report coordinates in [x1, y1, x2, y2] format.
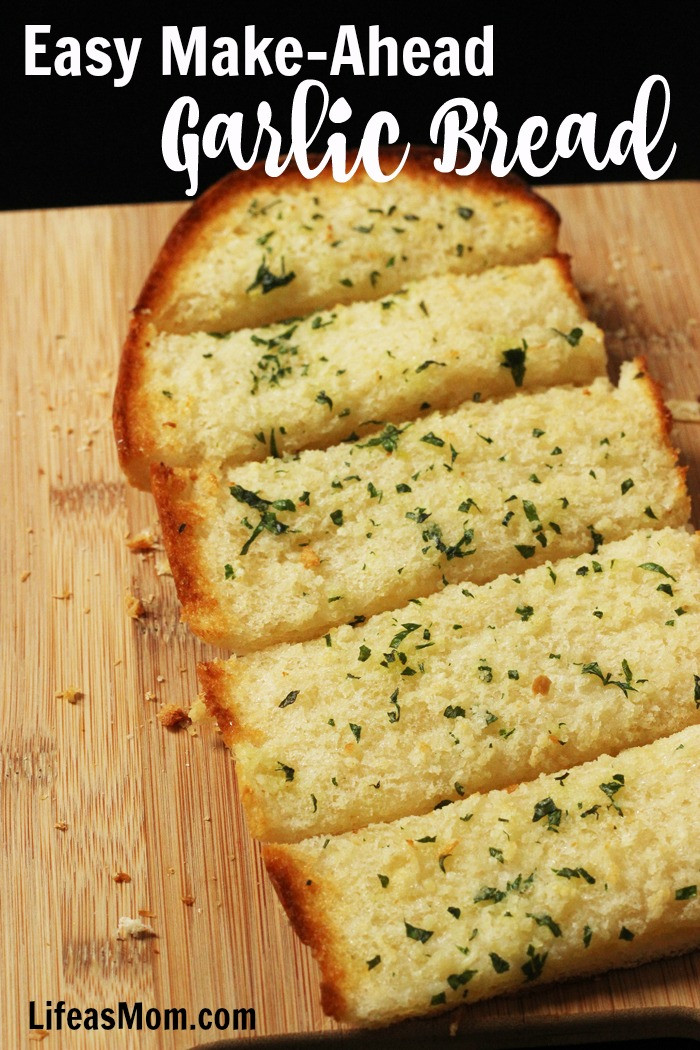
[115, 257, 605, 489]
[126, 149, 559, 336]
[153, 360, 689, 652]
[264, 725, 700, 1026]
[198, 527, 700, 842]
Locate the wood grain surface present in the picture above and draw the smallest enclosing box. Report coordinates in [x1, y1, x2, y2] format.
[2, 181, 699, 1050]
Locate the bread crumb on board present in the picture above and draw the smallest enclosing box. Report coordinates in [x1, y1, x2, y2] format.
[20, 570, 31, 582]
[112, 871, 131, 884]
[116, 915, 157, 940]
[154, 552, 172, 576]
[54, 821, 68, 832]
[125, 529, 158, 552]
[188, 695, 216, 726]
[667, 398, 700, 423]
[157, 703, 190, 729]
[55, 686, 82, 704]
[124, 591, 145, 619]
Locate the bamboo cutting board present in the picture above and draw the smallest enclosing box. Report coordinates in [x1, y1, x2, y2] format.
[2, 182, 700, 1050]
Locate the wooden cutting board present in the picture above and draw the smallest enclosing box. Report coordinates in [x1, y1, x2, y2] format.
[2, 181, 699, 1050]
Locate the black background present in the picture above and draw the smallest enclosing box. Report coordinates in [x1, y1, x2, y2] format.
[4, 4, 700, 211]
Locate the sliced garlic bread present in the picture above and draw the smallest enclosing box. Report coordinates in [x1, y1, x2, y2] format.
[265, 725, 700, 1025]
[154, 361, 689, 652]
[116, 257, 604, 489]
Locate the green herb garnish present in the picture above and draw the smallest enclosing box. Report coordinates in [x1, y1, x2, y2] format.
[246, 259, 296, 295]
[532, 797, 562, 831]
[500, 341, 527, 387]
[405, 922, 433, 943]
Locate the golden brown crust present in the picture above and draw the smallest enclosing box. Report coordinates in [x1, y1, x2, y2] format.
[263, 844, 349, 1021]
[631, 356, 691, 515]
[113, 316, 156, 490]
[197, 660, 237, 746]
[546, 253, 586, 312]
[133, 148, 559, 323]
[198, 659, 268, 749]
[151, 464, 222, 639]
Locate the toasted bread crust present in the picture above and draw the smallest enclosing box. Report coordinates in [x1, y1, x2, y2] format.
[151, 463, 223, 639]
[546, 252, 585, 310]
[113, 315, 156, 489]
[197, 659, 237, 746]
[263, 843, 349, 1021]
[631, 356, 690, 517]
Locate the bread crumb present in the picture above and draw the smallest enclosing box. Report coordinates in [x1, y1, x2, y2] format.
[301, 547, 321, 569]
[188, 696, 212, 724]
[54, 821, 68, 831]
[28, 1032, 49, 1042]
[181, 895, 195, 906]
[116, 915, 156, 940]
[157, 704, 190, 729]
[156, 674, 165, 683]
[20, 570, 31, 582]
[125, 592, 145, 619]
[154, 552, 172, 577]
[126, 529, 157, 552]
[55, 686, 82, 704]
[144, 690, 157, 703]
[138, 908, 156, 918]
[532, 674, 551, 696]
[667, 398, 700, 423]
[52, 590, 72, 600]
[113, 871, 131, 884]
